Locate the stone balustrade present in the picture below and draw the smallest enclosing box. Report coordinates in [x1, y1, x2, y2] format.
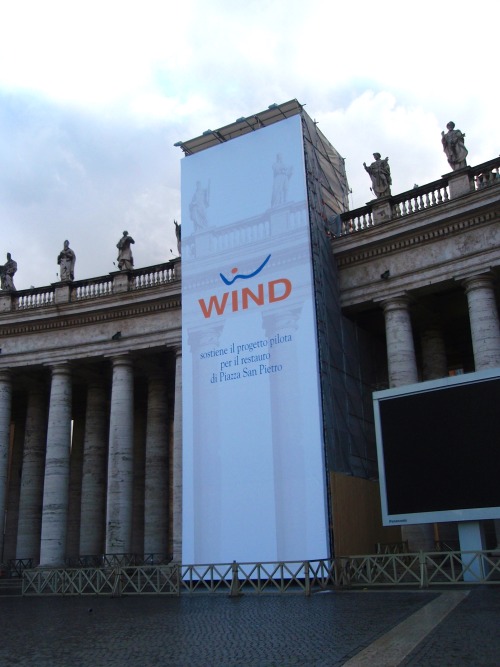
[338, 156, 500, 237]
[471, 157, 500, 191]
[338, 205, 374, 234]
[132, 262, 179, 289]
[0, 258, 180, 312]
[72, 277, 113, 300]
[391, 179, 450, 218]
[15, 287, 55, 310]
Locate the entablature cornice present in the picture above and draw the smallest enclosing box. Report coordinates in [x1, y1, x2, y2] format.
[0, 294, 181, 337]
[333, 206, 498, 269]
[335, 200, 500, 310]
[0, 328, 182, 370]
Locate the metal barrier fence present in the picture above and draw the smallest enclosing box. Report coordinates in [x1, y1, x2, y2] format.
[19, 550, 500, 596]
[22, 565, 179, 596]
[7, 558, 34, 577]
[338, 550, 500, 588]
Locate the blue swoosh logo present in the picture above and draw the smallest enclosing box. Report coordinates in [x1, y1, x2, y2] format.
[220, 254, 271, 286]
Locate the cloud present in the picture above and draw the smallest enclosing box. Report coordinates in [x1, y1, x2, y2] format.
[316, 92, 445, 206]
[0, 92, 179, 289]
[0, 0, 499, 290]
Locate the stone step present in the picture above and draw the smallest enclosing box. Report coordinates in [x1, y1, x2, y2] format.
[0, 578, 23, 596]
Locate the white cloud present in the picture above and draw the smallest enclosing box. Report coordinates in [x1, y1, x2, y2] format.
[0, 0, 499, 289]
[316, 92, 445, 206]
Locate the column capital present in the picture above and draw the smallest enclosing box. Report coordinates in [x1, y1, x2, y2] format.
[461, 273, 496, 294]
[454, 269, 495, 285]
[106, 353, 134, 368]
[378, 294, 412, 313]
[0, 369, 11, 383]
[46, 362, 72, 376]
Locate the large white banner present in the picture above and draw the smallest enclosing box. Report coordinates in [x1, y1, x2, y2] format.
[181, 114, 329, 564]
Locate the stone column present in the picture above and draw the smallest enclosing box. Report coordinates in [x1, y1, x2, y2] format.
[144, 374, 169, 559]
[171, 348, 182, 563]
[381, 298, 422, 550]
[463, 274, 500, 546]
[382, 296, 418, 387]
[463, 274, 500, 370]
[16, 384, 47, 562]
[420, 324, 455, 551]
[421, 325, 448, 381]
[39, 364, 72, 567]
[80, 384, 108, 557]
[131, 395, 146, 556]
[0, 371, 13, 563]
[105, 356, 134, 555]
[3, 405, 24, 563]
[65, 406, 85, 561]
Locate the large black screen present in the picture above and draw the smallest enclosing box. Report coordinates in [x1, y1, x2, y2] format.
[374, 372, 500, 524]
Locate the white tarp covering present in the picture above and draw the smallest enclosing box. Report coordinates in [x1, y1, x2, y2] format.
[181, 114, 329, 564]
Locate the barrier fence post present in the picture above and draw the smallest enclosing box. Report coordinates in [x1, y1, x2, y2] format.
[230, 561, 241, 597]
[419, 551, 428, 588]
[304, 561, 311, 596]
[111, 568, 123, 597]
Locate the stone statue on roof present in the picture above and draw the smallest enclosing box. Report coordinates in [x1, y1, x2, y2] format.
[174, 220, 181, 255]
[0, 253, 17, 291]
[441, 121, 468, 171]
[117, 231, 135, 271]
[57, 240, 76, 281]
[363, 153, 392, 198]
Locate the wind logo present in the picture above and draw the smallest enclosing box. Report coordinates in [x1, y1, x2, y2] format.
[219, 254, 271, 286]
[199, 254, 292, 318]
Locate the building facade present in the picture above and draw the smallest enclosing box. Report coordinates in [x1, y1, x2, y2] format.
[0, 262, 182, 567]
[0, 150, 499, 570]
[332, 158, 500, 552]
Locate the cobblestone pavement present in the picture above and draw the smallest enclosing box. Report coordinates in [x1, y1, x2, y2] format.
[401, 588, 500, 666]
[0, 588, 498, 666]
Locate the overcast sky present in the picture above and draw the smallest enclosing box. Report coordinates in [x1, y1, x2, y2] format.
[1, 0, 499, 290]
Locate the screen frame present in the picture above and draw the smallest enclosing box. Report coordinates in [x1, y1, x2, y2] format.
[373, 367, 500, 526]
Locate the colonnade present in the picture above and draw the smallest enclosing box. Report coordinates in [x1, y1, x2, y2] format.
[380, 272, 500, 550]
[0, 349, 182, 568]
[0, 272, 498, 565]
[382, 272, 500, 387]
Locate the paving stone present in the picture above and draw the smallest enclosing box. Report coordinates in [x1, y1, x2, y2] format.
[0, 588, 497, 666]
